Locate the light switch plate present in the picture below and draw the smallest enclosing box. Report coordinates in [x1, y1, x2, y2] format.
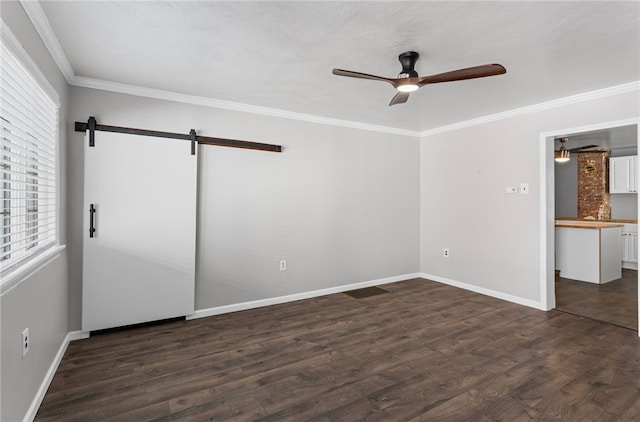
[520, 183, 530, 194]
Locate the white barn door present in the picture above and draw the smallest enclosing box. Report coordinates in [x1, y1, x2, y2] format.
[82, 131, 197, 332]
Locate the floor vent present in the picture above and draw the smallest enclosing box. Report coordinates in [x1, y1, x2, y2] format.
[343, 286, 389, 299]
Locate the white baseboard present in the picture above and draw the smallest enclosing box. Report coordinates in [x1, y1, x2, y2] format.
[187, 273, 422, 320]
[420, 273, 547, 311]
[23, 331, 84, 422]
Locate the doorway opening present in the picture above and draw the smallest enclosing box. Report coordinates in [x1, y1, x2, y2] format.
[540, 118, 640, 334]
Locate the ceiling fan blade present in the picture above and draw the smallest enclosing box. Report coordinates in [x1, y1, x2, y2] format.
[568, 144, 599, 152]
[389, 91, 410, 106]
[332, 68, 395, 85]
[417, 64, 506, 86]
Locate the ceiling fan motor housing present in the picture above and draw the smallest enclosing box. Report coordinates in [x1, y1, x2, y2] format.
[398, 51, 419, 78]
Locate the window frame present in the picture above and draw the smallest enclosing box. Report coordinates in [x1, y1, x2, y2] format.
[0, 21, 63, 294]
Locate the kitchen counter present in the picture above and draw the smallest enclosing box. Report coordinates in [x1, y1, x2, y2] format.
[556, 217, 637, 224]
[555, 221, 624, 229]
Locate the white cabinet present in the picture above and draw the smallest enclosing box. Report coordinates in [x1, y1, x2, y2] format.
[622, 232, 638, 262]
[621, 224, 638, 269]
[609, 155, 637, 193]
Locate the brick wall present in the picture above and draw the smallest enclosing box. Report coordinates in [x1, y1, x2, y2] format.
[577, 151, 610, 219]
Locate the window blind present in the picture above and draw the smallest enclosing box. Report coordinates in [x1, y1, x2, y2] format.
[0, 41, 58, 275]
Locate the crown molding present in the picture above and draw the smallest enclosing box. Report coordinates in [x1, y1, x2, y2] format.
[19, 0, 417, 137]
[19, 0, 75, 84]
[420, 81, 640, 138]
[69, 77, 640, 141]
[71, 76, 420, 137]
[20, 0, 638, 139]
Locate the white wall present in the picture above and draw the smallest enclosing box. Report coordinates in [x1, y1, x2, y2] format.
[420, 90, 639, 304]
[0, 2, 70, 421]
[67, 87, 420, 326]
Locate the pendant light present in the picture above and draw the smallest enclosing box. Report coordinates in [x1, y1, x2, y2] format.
[555, 139, 570, 163]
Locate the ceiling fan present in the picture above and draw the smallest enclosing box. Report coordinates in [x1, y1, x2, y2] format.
[332, 51, 506, 106]
[554, 138, 600, 163]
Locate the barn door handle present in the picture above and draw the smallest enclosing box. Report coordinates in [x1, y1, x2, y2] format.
[89, 204, 96, 238]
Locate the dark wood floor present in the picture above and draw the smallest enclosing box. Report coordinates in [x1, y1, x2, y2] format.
[36, 278, 640, 421]
[556, 269, 638, 331]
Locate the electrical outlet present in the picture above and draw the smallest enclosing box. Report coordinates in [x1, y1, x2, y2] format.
[280, 259, 287, 271]
[22, 328, 29, 358]
[443, 248, 450, 258]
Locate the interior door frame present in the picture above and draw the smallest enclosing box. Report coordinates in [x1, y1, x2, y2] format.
[539, 117, 640, 336]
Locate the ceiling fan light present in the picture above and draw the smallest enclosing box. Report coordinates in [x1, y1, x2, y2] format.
[397, 84, 419, 93]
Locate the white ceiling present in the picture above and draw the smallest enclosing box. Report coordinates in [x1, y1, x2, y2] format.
[36, 1, 640, 133]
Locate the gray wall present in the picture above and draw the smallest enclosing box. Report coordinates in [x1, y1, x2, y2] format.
[3, 2, 637, 419]
[554, 159, 578, 217]
[0, 2, 70, 421]
[67, 87, 420, 327]
[554, 158, 640, 220]
[420, 90, 639, 303]
[611, 194, 638, 220]
[555, 157, 639, 220]
[554, 125, 638, 220]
